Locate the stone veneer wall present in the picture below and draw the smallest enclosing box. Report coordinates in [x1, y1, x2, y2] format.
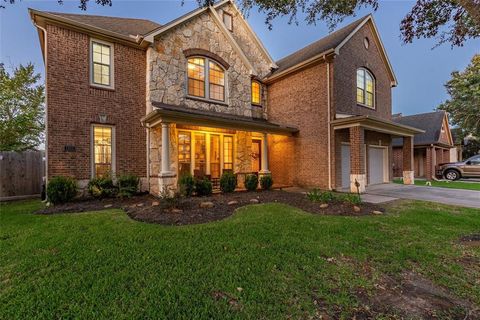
[147, 3, 271, 119]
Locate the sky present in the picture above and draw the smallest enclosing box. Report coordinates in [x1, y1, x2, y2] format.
[1, 0, 479, 116]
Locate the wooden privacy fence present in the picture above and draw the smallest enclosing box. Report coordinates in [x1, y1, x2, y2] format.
[0, 151, 45, 201]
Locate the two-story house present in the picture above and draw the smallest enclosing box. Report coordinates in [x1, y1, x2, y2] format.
[30, 0, 422, 195]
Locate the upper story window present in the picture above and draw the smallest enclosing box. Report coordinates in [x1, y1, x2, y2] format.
[356, 68, 374, 108]
[223, 11, 233, 31]
[187, 57, 226, 102]
[90, 39, 114, 89]
[251, 80, 261, 105]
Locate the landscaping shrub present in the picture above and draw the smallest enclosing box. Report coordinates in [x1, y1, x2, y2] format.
[259, 174, 273, 190]
[220, 171, 237, 193]
[159, 186, 182, 209]
[338, 193, 362, 205]
[195, 178, 213, 196]
[244, 174, 258, 191]
[47, 176, 77, 204]
[306, 189, 335, 203]
[117, 174, 140, 198]
[88, 176, 117, 199]
[178, 173, 195, 197]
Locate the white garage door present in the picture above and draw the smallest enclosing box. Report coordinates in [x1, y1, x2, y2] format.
[341, 145, 350, 189]
[368, 147, 385, 185]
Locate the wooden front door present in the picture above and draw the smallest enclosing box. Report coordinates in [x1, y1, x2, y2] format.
[251, 140, 261, 172]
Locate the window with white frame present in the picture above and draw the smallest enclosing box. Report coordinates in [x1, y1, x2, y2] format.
[187, 57, 226, 102]
[356, 68, 374, 108]
[92, 125, 115, 177]
[91, 39, 114, 88]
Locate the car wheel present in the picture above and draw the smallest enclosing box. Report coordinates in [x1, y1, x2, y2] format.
[444, 169, 460, 181]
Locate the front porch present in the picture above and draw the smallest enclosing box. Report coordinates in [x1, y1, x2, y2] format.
[142, 103, 298, 195]
[332, 116, 424, 193]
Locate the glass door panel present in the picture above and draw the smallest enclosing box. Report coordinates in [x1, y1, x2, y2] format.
[178, 131, 191, 177]
[194, 133, 206, 177]
[210, 135, 221, 179]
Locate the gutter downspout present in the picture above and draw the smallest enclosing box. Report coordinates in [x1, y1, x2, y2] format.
[33, 20, 48, 188]
[326, 58, 332, 190]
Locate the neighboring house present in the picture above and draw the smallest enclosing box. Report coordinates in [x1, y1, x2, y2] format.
[392, 111, 455, 180]
[30, 0, 421, 195]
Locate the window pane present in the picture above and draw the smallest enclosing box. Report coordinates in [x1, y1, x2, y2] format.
[187, 58, 205, 97]
[357, 88, 365, 104]
[93, 43, 102, 54]
[366, 77, 373, 93]
[194, 133, 206, 177]
[93, 52, 102, 63]
[210, 135, 221, 179]
[178, 132, 191, 177]
[223, 136, 233, 170]
[366, 92, 373, 107]
[209, 61, 225, 101]
[93, 126, 112, 178]
[209, 83, 225, 101]
[252, 81, 261, 104]
[357, 69, 365, 89]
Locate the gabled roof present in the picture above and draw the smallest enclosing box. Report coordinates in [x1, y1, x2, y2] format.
[44, 12, 161, 37]
[392, 111, 452, 147]
[266, 14, 397, 86]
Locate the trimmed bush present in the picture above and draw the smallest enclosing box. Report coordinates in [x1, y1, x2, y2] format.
[244, 174, 258, 191]
[178, 173, 195, 197]
[88, 176, 117, 199]
[117, 174, 140, 198]
[259, 174, 273, 190]
[47, 176, 77, 204]
[220, 171, 237, 193]
[338, 193, 362, 205]
[195, 178, 213, 197]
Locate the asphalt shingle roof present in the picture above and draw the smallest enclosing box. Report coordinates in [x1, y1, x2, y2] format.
[392, 111, 446, 147]
[46, 12, 162, 37]
[272, 15, 367, 75]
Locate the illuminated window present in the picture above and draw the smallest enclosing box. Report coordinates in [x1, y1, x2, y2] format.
[92, 125, 114, 177]
[187, 57, 226, 102]
[187, 58, 205, 98]
[356, 68, 374, 108]
[223, 135, 233, 170]
[210, 135, 221, 179]
[194, 133, 206, 176]
[178, 131, 192, 177]
[91, 40, 113, 88]
[223, 11, 233, 31]
[251, 80, 261, 105]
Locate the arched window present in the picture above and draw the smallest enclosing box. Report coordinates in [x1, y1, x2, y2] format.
[356, 68, 375, 108]
[187, 57, 226, 102]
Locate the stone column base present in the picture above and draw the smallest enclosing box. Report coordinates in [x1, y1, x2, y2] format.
[350, 174, 366, 194]
[402, 170, 414, 185]
[158, 172, 177, 197]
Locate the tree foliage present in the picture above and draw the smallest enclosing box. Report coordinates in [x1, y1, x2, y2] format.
[0, 63, 45, 151]
[3, 0, 479, 46]
[438, 54, 480, 138]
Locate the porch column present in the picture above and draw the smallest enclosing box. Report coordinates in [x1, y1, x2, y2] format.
[158, 122, 176, 195]
[425, 146, 435, 180]
[402, 136, 414, 185]
[349, 126, 366, 193]
[259, 132, 270, 175]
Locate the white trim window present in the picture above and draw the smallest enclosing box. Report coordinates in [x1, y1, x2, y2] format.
[187, 57, 226, 102]
[90, 39, 114, 89]
[91, 125, 115, 178]
[356, 68, 375, 108]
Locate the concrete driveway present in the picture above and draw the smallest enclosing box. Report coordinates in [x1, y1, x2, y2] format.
[366, 183, 480, 209]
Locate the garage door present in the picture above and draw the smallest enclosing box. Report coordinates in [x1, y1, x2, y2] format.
[368, 147, 385, 185]
[341, 145, 350, 189]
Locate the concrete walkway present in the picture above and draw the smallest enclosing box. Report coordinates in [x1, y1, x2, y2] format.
[366, 183, 480, 209]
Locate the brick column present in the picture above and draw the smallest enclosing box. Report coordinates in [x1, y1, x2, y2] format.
[402, 136, 414, 184]
[349, 126, 366, 193]
[425, 147, 435, 180]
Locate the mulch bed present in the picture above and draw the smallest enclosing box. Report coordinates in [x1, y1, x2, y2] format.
[459, 233, 480, 247]
[37, 190, 385, 226]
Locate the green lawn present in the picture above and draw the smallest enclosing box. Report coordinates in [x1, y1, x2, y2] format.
[1, 200, 479, 319]
[394, 178, 480, 191]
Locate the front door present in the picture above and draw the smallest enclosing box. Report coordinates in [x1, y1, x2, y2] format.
[341, 145, 351, 189]
[368, 146, 386, 185]
[251, 140, 261, 172]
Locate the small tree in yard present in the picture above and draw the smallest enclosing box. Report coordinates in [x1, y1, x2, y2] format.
[0, 63, 45, 151]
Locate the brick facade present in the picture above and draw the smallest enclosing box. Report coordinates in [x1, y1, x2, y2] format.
[46, 24, 147, 184]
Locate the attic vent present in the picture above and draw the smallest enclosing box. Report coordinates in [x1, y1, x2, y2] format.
[364, 37, 370, 49]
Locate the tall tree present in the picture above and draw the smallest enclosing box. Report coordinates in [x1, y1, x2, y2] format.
[0, 63, 45, 151]
[438, 54, 480, 137]
[2, 0, 479, 46]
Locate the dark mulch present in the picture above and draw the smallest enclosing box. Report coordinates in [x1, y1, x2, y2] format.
[37, 190, 385, 226]
[124, 190, 384, 225]
[459, 233, 480, 247]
